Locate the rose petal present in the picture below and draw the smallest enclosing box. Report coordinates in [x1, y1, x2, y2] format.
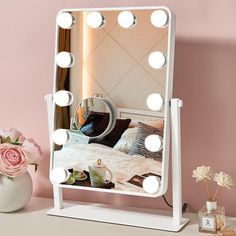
[0, 143, 28, 177]
[22, 138, 43, 164]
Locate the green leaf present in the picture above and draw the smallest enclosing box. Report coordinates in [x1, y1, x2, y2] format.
[1, 137, 6, 143]
[7, 176, 14, 181]
[5, 136, 11, 143]
[29, 164, 38, 172]
[11, 142, 22, 146]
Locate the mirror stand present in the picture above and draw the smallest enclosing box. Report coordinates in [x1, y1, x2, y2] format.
[45, 94, 189, 231]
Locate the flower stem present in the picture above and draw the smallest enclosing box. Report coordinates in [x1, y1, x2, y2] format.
[204, 179, 211, 199]
[213, 185, 221, 201]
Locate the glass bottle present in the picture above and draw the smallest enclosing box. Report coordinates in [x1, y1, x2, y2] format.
[198, 200, 225, 234]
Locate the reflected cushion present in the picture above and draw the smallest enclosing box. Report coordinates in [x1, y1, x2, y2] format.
[113, 127, 138, 154]
[129, 122, 163, 161]
[80, 112, 109, 137]
[89, 119, 131, 147]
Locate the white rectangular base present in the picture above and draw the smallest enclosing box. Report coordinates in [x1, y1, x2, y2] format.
[47, 202, 189, 232]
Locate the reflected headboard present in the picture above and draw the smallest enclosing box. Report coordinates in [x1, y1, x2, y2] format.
[117, 107, 164, 120]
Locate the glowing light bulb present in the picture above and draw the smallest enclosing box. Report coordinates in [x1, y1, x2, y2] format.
[57, 12, 75, 29]
[52, 129, 70, 145]
[143, 176, 160, 194]
[54, 90, 73, 107]
[151, 10, 168, 28]
[148, 51, 166, 69]
[118, 11, 136, 29]
[56, 52, 75, 68]
[146, 93, 164, 111]
[86, 12, 105, 28]
[145, 135, 162, 152]
[50, 167, 70, 184]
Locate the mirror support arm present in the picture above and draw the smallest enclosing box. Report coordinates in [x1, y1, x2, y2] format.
[171, 98, 184, 226]
[53, 185, 63, 209]
[44, 94, 54, 138]
[45, 94, 64, 209]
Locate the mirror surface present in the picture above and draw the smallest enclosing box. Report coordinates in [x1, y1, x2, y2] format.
[74, 96, 116, 138]
[52, 7, 174, 197]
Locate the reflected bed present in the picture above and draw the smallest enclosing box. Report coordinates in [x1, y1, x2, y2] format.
[53, 108, 164, 193]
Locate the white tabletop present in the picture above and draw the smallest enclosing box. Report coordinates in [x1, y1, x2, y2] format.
[0, 197, 235, 236]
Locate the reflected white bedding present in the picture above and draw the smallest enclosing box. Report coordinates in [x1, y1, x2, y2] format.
[54, 143, 162, 190]
[54, 143, 162, 182]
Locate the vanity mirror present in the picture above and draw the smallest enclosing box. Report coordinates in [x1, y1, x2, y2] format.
[51, 6, 174, 197]
[46, 6, 189, 231]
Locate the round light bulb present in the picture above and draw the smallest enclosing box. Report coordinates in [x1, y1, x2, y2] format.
[86, 12, 105, 29]
[148, 51, 166, 69]
[56, 52, 75, 68]
[151, 10, 168, 28]
[146, 93, 164, 111]
[145, 135, 162, 152]
[50, 167, 70, 184]
[143, 176, 160, 194]
[54, 90, 73, 107]
[118, 11, 136, 29]
[52, 129, 70, 145]
[57, 12, 75, 29]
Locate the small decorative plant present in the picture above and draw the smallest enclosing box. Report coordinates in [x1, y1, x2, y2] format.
[192, 166, 233, 201]
[0, 128, 43, 178]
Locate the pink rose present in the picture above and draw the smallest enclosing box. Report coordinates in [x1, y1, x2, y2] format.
[0, 143, 28, 177]
[22, 138, 43, 164]
[0, 128, 25, 143]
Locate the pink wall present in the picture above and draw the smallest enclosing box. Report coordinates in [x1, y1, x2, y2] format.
[1, 0, 236, 216]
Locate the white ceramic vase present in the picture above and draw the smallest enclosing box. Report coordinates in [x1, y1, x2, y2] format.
[0, 172, 33, 212]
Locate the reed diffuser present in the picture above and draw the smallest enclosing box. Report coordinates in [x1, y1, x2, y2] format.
[192, 166, 233, 234]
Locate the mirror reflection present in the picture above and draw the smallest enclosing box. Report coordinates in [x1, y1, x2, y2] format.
[52, 8, 174, 196]
[73, 96, 116, 138]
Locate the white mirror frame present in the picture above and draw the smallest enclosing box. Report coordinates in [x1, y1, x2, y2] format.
[51, 6, 175, 199]
[46, 5, 189, 232]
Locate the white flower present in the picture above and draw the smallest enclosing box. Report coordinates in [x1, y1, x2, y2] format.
[213, 172, 234, 190]
[192, 166, 213, 182]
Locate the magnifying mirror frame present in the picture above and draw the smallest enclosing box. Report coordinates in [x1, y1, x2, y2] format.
[73, 97, 116, 139]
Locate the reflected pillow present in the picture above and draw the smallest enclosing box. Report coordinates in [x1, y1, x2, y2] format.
[89, 119, 131, 147]
[80, 112, 109, 137]
[113, 127, 138, 154]
[129, 122, 163, 161]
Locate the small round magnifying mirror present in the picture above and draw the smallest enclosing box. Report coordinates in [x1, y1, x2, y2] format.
[74, 97, 116, 139]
